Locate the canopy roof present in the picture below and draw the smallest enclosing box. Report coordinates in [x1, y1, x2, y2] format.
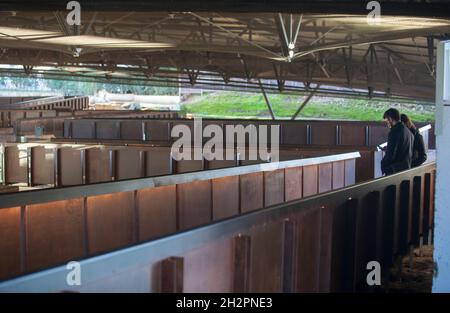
[1, 4, 449, 102]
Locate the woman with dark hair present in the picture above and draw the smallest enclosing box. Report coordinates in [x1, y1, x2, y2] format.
[400, 114, 427, 167]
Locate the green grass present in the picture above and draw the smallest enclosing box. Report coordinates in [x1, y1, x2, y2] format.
[181, 92, 435, 122]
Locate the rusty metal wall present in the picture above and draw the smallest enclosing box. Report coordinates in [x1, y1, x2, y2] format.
[61, 118, 436, 149]
[0, 163, 435, 292]
[1, 142, 377, 187]
[0, 152, 359, 282]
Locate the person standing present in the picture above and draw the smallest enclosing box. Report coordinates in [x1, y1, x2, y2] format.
[400, 114, 427, 167]
[381, 108, 414, 175]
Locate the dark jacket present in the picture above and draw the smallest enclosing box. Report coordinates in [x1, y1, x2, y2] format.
[409, 127, 427, 167]
[381, 122, 414, 175]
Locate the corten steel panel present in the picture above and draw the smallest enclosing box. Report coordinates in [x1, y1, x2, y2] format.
[240, 172, 263, 213]
[330, 200, 359, 292]
[391, 181, 401, 257]
[10, 111, 25, 124]
[0, 207, 21, 280]
[5, 146, 27, 184]
[430, 170, 436, 230]
[137, 185, 177, 241]
[356, 151, 375, 183]
[281, 220, 296, 292]
[160, 256, 184, 293]
[419, 174, 425, 236]
[26, 199, 85, 272]
[31, 146, 54, 185]
[423, 173, 433, 243]
[345, 199, 358, 291]
[249, 220, 283, 292]
[232, 235, 251, 292]
[353, 194, 380, 291]
[240, 159, 263, 166]
[0, 164, 435, 291]
[115, 149, 142, 180]
[340, 125, 366, 146]
[311, 124, 336, 146]
[183, 237, 233, 292]
[177, 180, 212, 230]
[63, 120, 71, 137]
[318, 206, 333, 292]
[85, 148, 111, 183]
[344, 159, 356, 186]
[367, 191, 383, 267]
[302, 165, 318, 197]
[281, 123, 307, 145]
[62, 119, 73, 138]
[332, 160, 345, 190]
[212, 176, 239, 221]
[380, 186, 396, 269]
[145, 121, 171, 141]
[329, 203, 347, 292]
[120, 121, 142, 140]
[86, 192, 135, 255]
[58, 147, 83, 186]
[285, 167, 303, 202]
[296, 208, 321, 292]
[145, 148, 171, 176]
[206, 159, 236, 170]
[52, 119, 65, 137]
[41, 111, 56, 118]
[25, 111, 40, 118]
[71, 120, 95, 139]
[264, 169, 285, 207]
[399, 181, 412, 256]
[318, 163, 332, 193]
[96, 121, 121, 140]
[16, 120, 34, 134]
[279, 150, 302, 161]
[369, 126, 390, 146]
[175, 159, 203, 173]
[406, 179, 415, 246]
[412, 175, 424, 243]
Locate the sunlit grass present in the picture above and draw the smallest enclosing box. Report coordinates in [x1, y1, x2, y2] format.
[181, 92, 435, 122]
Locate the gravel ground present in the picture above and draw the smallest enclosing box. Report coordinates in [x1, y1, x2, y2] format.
[383, 246, 435, 293]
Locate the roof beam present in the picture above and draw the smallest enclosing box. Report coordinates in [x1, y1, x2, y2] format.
[274, 13, 290, 59]
[427, 36, 435, 76]
[272, 63, 286, 92]
[258, 79, 276, 120]
[291, 84, 320, 120]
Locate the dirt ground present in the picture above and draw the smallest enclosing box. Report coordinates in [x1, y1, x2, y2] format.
[383, 246, 435, 293]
